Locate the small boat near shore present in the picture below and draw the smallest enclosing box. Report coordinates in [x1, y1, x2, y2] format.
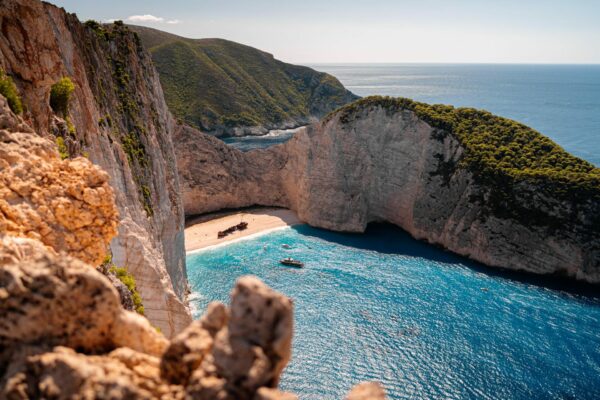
[280, 257, 304, 268]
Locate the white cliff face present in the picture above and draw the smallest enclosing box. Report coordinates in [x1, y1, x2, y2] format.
[0, 0, 190, 336]
[174, 123, 289, 216]
[176, 105, 599, 283]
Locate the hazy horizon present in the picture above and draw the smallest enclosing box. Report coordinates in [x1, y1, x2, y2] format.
[51, 0, 600, 65]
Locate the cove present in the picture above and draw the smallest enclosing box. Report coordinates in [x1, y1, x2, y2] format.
[187, 224, 600, 399]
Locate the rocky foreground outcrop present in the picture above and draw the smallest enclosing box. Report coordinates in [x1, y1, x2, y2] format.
[0, 0, 190, 336]
[0, 236, 385, 399]
[0, 96, 118, 266]
[176, 97, 600, 283]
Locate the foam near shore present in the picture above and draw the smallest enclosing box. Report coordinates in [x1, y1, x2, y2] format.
[185, 208, 302, 254]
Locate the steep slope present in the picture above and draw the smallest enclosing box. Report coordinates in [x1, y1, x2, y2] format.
[130, 25, 358, 136]
[0, 0, 190, 336]
[175, 97, 600, 283]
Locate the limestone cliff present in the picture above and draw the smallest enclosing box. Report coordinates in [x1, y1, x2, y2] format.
[176, 98, 600, 283]
[0, 95, 118, 266]
[0, 0, 190, 335]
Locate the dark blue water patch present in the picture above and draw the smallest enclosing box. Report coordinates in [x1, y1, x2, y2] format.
[292, 224, 600, 303]
[187, 224, 600, 399]
[310, 64, 600, 166]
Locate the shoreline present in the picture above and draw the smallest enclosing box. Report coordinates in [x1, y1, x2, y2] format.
[186, 225, 292, 255]
[184, 207, 302, 254]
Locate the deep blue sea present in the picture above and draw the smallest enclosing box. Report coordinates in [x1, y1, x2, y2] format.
[187, 224, 600, 400]
[226, 64, 600, 165]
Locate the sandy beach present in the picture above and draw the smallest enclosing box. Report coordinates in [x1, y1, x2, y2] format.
[185, 208, 302, 253]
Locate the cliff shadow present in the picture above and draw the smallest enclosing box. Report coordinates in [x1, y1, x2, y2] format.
[290, 223, 600, 303]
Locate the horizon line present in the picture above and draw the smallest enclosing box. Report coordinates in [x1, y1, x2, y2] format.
[300, 61, 600, 66]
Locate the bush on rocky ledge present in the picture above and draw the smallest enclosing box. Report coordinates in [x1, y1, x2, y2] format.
[50, 77, 75, 117]
[0, 70, 23, 114]
[101, 254, 145, 315]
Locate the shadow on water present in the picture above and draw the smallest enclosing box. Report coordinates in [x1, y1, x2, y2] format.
[291, 223, 600, 303]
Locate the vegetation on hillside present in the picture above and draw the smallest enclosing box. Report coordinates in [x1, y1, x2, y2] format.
[83, 21, 154, 217]
[102, 255, 144, 315]
[110, 266, 145, 315]
[129, 26, 358, 133]
[0, 70, 23, 114]
[55, 136, 69, 159]
[50, 77, 75, 117]
[329, 96, 600, 223]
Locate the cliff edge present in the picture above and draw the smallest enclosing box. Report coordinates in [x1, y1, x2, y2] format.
[176, 97, 600, 283]
[0, 0, 191, 336]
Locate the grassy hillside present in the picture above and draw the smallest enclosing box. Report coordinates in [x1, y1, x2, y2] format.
[130, 26, 358, 134]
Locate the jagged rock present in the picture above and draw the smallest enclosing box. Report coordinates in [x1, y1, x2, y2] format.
[0, 236, 168, 357]
[165, 277, 293, 399]
[345, 382, 386, 400]
[212, 276, 293, 395]
[0, 95, 118, 266]
[161, 321, 215, 385]
[0, 0, 190, 336]
[160, 302, 227, 385]
[0, 235, 384, 399]
[1, 346, 185, 400]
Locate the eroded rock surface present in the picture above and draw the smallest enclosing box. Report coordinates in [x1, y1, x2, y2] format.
[0, 237, 378, 399]
[0, 236, 168, 358]
[0, 96, 118, 266]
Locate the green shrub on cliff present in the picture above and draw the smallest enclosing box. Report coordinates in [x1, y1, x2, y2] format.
[50, 77, 75, 117]
[101, 255, 144, 315]
[0, 70, 23, 114]
[329, 96, 600, 203]
[109, 266, 145, 315]
[55, 136, 69, 160]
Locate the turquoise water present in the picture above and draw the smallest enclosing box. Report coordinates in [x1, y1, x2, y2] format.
[187, 224, 600, 400]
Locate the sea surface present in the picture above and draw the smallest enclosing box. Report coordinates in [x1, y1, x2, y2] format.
[226, 64, 600, 165]
[222, 126, 304, 151]
[187, 224, 600, 400]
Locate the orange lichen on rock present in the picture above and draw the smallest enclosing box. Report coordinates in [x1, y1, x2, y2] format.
[0, 95, 118, 266]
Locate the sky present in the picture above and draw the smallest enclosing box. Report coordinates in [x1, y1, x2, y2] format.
[50, 0, 600, 64]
